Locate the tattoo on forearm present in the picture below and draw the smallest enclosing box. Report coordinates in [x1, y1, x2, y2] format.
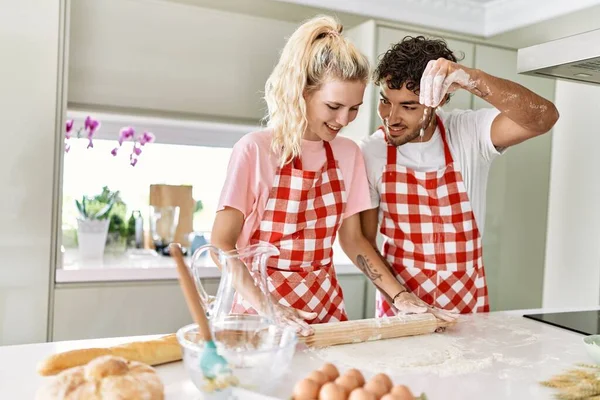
[356, 254, 382, 282]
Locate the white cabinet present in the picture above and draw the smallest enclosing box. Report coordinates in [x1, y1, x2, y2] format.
[344, 20, 377, 142]
[473, 45, 555, 311]
[68, 0, 297, 122]
[52, 274, 368, 341]
[52, 279, 219, 341]
[364, 282, 377, 319]
[338, 275, 367, 320]
[0, 0, 64, 345]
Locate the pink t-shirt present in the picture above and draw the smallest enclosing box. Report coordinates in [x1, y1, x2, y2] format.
[217, 129, 372, 250]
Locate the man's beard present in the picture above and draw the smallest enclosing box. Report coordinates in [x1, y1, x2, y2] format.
[384, 121, 420, 147]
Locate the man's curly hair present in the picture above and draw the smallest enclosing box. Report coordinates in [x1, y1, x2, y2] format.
[374, 36, 462, 95]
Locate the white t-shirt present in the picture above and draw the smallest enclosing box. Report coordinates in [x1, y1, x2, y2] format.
[359, 107, 502, 235]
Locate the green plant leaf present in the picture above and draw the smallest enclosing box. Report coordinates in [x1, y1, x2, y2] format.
[75, 199, 85, 218]
[194, 200, 203, 213]
[95, 202, 114, 220]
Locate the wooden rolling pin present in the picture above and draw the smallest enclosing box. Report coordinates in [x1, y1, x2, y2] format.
[299, 314, 455, 348]
[37, 334, 182, 376]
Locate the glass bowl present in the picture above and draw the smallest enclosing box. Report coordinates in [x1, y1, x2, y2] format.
[176, 315, 297, 398]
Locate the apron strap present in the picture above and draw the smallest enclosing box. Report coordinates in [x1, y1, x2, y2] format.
[436, 117, 454, 165]
[323, 141, 335, 167]
[379, 126, 398, 165]
[386, 141, 397, 165]
[292, 156, 303, 170]
[290, 141, 335, 170]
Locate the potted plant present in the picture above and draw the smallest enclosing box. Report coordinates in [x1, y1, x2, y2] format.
[75, 189, 118, 259]
[93, 187, 128, 253]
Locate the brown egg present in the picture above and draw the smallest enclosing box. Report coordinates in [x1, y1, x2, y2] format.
[348, 388, 377, 400]
[307, 370, 330, 386]
[344, 368, 365, 386]
[390, 385, 415, 400]
[381, 395, 402, 400]
[364, 378, 389, 399]
[319, 382, 346, 400]
[335, 374, 360, 395]
[370, 373, 393, 391]
[320, 363, 340, 381]
[293, 378, 320, 400]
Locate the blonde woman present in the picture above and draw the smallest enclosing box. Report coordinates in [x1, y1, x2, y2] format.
[212, 16, 454, 336]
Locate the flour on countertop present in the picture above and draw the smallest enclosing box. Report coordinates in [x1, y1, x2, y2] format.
[313, 334, 492, 377]
[310, 315, 541, 378]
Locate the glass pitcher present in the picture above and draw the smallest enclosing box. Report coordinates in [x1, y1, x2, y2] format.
[189, 243, 281, 346]
[182, 243, 298, 395]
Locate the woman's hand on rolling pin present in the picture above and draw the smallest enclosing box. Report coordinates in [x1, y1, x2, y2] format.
[271, 302, 316, 337]
[393, 291, 458, 323]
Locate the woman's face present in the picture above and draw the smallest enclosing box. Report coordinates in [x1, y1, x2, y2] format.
[303, 79, 366, 141]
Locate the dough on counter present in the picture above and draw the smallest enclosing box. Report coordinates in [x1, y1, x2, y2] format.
[35, 355, 164, 400]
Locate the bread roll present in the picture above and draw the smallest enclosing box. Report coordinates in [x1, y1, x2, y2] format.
[37, 334, 181, 376]
[35, 355, 164, 400]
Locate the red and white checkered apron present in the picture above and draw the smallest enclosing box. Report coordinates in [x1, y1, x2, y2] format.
[376, 118, 489, 317]
[231, 141, 348, 323]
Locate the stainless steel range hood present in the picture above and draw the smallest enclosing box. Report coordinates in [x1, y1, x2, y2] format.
[517, 29, 600, 85]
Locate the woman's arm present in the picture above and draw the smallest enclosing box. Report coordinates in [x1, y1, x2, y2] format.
[211, 207, 316, 336]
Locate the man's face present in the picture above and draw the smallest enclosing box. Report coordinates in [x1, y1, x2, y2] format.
[377, 82, 430, 147]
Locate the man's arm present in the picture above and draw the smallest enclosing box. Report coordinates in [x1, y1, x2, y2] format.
[420, 58, 560, 148]
[341, 213, 458, 321]
[360, 207, 380, 249]
[359, 207, 395, 305]
[340, 213, 420, 312]
[466, 69, 559, 148]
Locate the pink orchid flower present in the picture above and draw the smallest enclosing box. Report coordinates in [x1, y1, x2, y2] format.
[84, 116, 100, 135]
[118, 127, 135, 145]
[65, 120, 74, 139]
[138, 132, 155, 146]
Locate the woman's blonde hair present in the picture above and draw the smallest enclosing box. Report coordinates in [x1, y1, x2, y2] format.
[264, 15, 370, 166]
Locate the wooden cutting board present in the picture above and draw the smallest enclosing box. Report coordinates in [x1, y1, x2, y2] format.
[299, 314, 455, 348]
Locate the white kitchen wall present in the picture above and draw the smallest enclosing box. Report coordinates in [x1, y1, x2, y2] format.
[0, 0, 65, 345]
[68, 0, 300, 123]
[542, 80, 600, 308]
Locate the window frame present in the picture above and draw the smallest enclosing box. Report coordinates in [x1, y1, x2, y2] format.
[67, 109, 260, 148]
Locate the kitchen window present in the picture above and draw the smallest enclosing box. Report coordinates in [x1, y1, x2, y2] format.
[61, 110, 258, 255]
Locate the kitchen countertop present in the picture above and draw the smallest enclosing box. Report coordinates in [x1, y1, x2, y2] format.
[3, 307, 599, 399]
[56, 248, 361, 283]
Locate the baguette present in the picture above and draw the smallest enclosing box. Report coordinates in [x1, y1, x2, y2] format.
[37, 334, 182, 376]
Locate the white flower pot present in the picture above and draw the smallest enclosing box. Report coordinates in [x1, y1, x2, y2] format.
[77, 218, 110, 259]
